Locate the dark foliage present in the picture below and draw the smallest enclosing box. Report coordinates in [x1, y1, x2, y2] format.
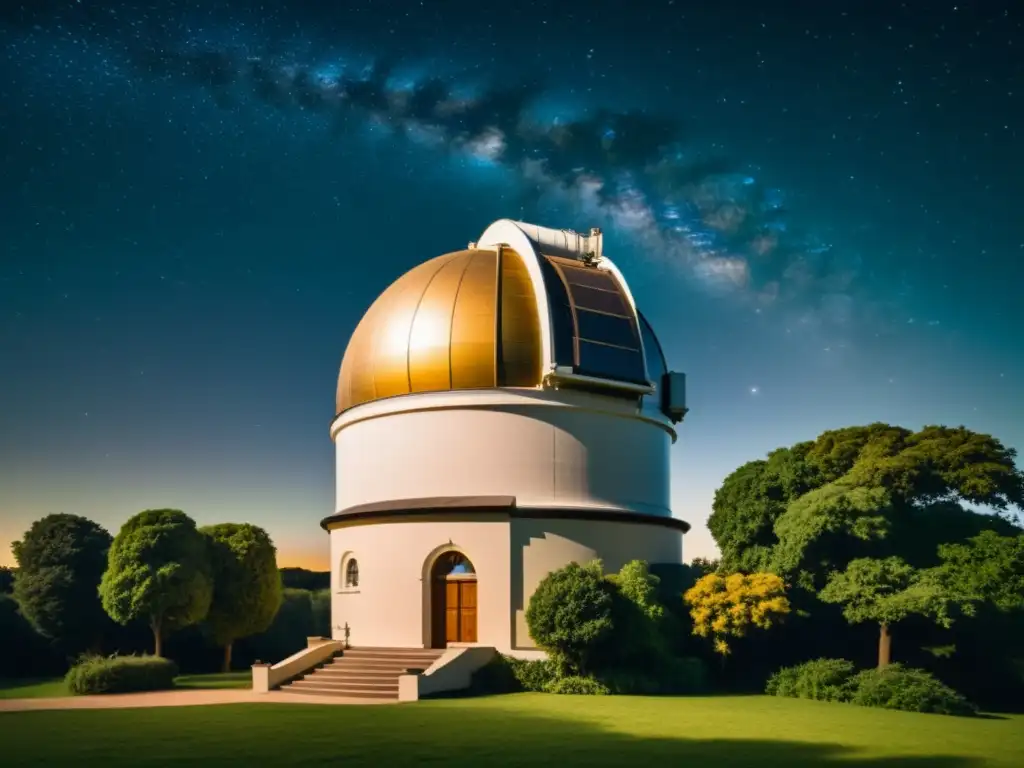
[279, 567, 330, 591]
[596, 657, 710, 695]
[12, 513, 114, 656]
[0, 567, 15, 594]
[65, 654, 178, 695]
[0, 594, 62, 678]
[236, 588, 323, 665]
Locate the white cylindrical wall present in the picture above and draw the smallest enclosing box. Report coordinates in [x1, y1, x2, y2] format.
[333, 392, 672, 518]
[328, 515, 683, 656]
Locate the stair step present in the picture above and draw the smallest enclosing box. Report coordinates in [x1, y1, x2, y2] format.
[344, 651, 444, 655]
[292, 684, 399, 696]
[309, 671, 397, 684]
[327, 661, 434, 672]
[281, 684, 396, 699]
[343, 651, 442, 658]
[346, 659, 439, 663]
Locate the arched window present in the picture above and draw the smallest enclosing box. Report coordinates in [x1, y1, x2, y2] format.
[434, 551, 475, 578]
[344, 558, 359, 589]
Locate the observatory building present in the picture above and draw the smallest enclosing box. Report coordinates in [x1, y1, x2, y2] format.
[324, 219, 689, 657]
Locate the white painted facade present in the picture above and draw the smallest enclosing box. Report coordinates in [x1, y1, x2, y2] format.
[328, 513, 682, 656]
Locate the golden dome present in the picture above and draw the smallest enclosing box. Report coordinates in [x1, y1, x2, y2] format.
[336, 247, 543, 413]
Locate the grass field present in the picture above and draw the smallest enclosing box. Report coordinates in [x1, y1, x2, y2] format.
[0, 672, 251, 699]
[0, 692, 1021, 767]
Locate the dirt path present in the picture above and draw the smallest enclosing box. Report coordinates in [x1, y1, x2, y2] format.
[0, 689, 395, 712]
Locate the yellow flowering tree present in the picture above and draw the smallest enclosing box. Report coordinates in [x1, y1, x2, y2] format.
[683, 572, 790, 655]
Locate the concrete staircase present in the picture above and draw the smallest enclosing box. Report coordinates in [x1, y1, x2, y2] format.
[279, 647, 446, 700]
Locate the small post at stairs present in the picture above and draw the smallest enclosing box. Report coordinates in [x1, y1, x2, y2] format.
[335, 622, 351, 649]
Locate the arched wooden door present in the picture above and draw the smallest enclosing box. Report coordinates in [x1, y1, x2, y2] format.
[430, 552, 477, 648]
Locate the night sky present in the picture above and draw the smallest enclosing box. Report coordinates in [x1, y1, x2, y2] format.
[2, 1, 1022, 570]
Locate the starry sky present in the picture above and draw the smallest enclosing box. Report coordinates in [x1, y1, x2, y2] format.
[2, 0, 1022, 570]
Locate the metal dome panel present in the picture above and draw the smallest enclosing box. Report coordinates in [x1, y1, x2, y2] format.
[336, 248, 543, 413]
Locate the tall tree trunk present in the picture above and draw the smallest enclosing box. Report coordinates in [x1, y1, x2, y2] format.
[152, 618, 163, 658]
[877, 622, 892, 668]
[222, 642, 233, 673]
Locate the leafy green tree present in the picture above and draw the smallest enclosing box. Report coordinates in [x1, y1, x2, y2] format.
[707, 443, 821, 573]
[201, 523, 283, 672]
[818, 556, 973, 668]
[11, 514, 113, 655]
[525, 560, 615, 675]
[100, 509, 213, 657]
[932, 531, 1024, 612]
[710, 423, 1024, 590]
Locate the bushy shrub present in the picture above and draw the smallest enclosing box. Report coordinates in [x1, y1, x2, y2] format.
[766, 658, 857, 702]
[605, 561, 673, 670]
[767, 659, 978, 716]
[65, 654, 178, 695]
[544, 675, 610, 695]
[471, 656, 560, 694]
[525, 561, 615, 675]
[850, 664, 978, 717]
[510, 658, 559, 692]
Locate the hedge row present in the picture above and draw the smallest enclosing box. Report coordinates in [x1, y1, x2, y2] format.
[65, 655, 179, 695]
[766, 659, 978, 717]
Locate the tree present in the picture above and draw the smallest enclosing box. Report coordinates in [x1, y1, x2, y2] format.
[932, 531, 1024, 613]
[11, 514, 113, 655]
[99, 509, 213, 657]
[818, 556, 973, 668]
[525, 560, 615, 675]
[683, 571, 790, 656]
[201, 523, 283, 672]
[709, 424, 1024, 590]
[707, 444, 821, 573]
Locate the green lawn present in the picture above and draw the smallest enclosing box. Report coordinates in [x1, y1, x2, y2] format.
[0, 678, 70, 699]
[0, 693, 1021, 767]
[0, 672, 251, 699]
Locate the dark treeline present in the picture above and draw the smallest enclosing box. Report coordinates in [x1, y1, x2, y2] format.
[1, 565, 330, 677]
